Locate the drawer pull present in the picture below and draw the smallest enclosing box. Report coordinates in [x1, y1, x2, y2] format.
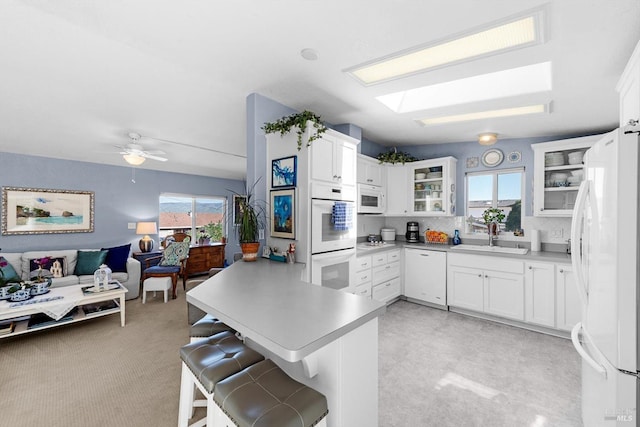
[559, 269, 564, 273]
[386, 283, 391, 287]
[420, 254, 429, 257]
[528, 266, 533, 270]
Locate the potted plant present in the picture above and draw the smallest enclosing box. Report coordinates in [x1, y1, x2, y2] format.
[262, 110, 328, 150]
[482, 208, 506, 235]
[230, 179, 266, 261]
[376, 147, 419, 164]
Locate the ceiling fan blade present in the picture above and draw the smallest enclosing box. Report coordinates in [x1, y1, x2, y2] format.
[144, 149, 166, 155]
[142, 153, 168, 162]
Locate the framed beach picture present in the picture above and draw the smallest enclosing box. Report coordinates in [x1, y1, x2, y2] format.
[232, 194, 247, 226]
[2, 187, 94, 235]
[271, 156, 297, 188]
[270, 189, 295, 239]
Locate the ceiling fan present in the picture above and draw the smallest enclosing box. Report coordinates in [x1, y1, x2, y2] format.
[116, 132, 168, 165]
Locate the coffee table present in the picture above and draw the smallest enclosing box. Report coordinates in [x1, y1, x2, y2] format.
[0, 281, 127, 339]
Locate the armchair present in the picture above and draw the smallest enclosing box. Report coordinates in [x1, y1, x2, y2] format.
[142, 237, 190, 299]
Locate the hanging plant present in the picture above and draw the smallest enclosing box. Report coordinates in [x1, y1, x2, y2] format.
[262, 110, 328, 151]
[376, 147, 419, 164]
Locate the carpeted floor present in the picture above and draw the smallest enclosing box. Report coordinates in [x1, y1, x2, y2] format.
[1, 283, 581, 427]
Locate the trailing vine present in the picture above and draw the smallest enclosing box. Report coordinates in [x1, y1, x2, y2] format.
[376, 147, 419, 164]
[262, 110, 328, 151]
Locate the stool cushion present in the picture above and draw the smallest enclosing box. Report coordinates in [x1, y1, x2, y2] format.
[143, 277, 172, 290]
[144, 265, 180, 274]
[180, 331, 264, 393]
[190, 314, 235, 338]
[214, 359, 328, 427]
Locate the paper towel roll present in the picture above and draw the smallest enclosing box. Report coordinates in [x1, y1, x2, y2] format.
[531, 229, 541, 252]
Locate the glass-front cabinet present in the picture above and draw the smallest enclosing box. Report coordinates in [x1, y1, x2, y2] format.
[408, 157, 457, 216]
[532, 135, 600, 216]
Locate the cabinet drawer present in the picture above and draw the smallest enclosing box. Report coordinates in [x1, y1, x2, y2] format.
[386, 249, 401, 263]
[448, 253, 523, 274]
[356, 255, 372, 272]
[373, 278, 401, 303]
[371, 252, 388, 267]
[353, 283, 372, 298]
[355, 270, 372, 286]
[372, 261, 400, 285]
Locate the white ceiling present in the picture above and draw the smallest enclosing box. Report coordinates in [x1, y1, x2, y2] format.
[1, 0, 639, 180]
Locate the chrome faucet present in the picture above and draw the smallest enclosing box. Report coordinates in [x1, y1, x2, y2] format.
[488, 220, 499, 247]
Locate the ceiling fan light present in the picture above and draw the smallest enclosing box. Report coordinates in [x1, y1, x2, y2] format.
[123, 154, 146, 165]
[478, 133, 498, 145]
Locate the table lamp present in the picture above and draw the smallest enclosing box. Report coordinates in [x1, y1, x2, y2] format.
[136, 222, 158, 252]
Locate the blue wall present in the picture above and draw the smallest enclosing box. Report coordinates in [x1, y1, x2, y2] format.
[0, 152, 244, 263]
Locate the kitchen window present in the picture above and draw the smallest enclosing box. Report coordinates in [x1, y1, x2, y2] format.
[466, 168, 524, 233]
[159, 194, 227, 244]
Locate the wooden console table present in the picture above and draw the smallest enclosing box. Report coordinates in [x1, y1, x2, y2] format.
[186, 243, 225, 276]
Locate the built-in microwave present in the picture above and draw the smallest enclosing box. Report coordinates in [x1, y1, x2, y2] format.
[357, 184, 385, 214]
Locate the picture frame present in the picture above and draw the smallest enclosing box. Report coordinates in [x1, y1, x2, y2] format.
[232, 194, 247, 226]
[270, 189, 295, 239]
[2, 187, 94, 235]
[271, 155, 297, 188]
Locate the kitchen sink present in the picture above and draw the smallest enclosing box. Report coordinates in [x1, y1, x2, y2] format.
[357, 242, 396, 250]
[451, 244, 528, 255]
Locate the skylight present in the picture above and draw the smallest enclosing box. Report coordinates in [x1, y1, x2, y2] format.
[345, 8, 546, 85]
[417, 104, 549, 126]
[377, 62, 552, 113]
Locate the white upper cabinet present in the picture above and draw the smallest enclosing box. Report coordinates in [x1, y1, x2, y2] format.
[617, 39, 640, 128]
[357, 154, 384, 187]
[311, 133, 357, 187]
[385, 164, 408, 215]
[532, 135, 600, 217]
[407, 157, 457, 216]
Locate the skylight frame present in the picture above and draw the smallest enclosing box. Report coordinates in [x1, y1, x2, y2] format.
[344, 6, 547, 86]
[416, 103, 551, 126]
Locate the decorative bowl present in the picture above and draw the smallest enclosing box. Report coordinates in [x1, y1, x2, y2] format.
[0, 285, 12, 300]
[9, 288, 31, 302]
[30, 281, 51, 296]
[415, 173, 426, 180]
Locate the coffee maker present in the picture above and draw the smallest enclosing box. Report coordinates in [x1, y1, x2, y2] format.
[405, 221, 420, 243]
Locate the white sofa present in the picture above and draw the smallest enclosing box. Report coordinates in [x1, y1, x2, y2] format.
[2, 249, 141, 300]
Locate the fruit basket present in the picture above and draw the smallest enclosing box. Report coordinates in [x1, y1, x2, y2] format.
[425, 230, 448, 244]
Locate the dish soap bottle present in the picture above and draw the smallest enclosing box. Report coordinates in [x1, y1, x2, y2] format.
[452, 229, 462, 245]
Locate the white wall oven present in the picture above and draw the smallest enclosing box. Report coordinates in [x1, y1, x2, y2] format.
[311, 198, 356, 254]
[357, 184, 385, 214]
[311, 249, 356, 291]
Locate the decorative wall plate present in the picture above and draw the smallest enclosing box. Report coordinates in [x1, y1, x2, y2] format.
[466, 157, 479, 168]
[481, 148, 504, 168]
[508, 151, 522, 163]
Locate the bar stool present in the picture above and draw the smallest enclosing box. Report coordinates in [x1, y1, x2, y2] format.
[142, 277, 172, 303]
[190, 314, 235, 343]
[178, 331, 264, 427]
[214, 359, 329, 427]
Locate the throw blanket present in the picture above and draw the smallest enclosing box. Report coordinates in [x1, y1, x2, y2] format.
[331, 202, 353, 231]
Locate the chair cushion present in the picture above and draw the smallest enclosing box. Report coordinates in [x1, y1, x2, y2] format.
[0, 256, 21, 284]
[214, 359, 328, 427]
[160, 238, 190, 267]
[75, 250, 108, 275]
[101, 244, 131, 272]
[180, 331, 264, 393]
[190, 314, 235, 338]
[145, 265, 180, 274]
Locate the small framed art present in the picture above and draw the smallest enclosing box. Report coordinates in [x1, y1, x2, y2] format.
[271, 156, 297, 188]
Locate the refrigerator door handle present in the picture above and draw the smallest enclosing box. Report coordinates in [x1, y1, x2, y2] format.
[571, 322, 607, 378]
[570, 180, 589, 308]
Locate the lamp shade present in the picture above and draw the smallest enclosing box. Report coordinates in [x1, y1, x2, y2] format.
[136, 222, 157, 235]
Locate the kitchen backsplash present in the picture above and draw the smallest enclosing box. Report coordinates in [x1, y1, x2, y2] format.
[357, 214, 571, 245]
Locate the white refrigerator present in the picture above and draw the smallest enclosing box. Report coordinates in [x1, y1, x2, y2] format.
[570, 128, 638, 426]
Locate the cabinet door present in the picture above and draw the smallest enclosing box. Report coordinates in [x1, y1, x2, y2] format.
[357, 155, 384, 186]
[447, 266, 484, 311]
[404, 249, 446, 305]
[372, 277, 401, 303]
[618, 42, 640, 127]
[311, 137, 335, 183]
[524, 262, 556, 327]
[335, 140, 356, 186]
[483, 271, 525, 321]
[385, 165, 408, 215]
[556, 265, 581, 331]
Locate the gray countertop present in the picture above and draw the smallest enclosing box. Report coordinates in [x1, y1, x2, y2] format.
[358, 241, 572, 263]
[186, 258, 387, 362]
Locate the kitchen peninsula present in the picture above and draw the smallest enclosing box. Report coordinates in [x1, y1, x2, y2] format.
[186, 259, 386, 427]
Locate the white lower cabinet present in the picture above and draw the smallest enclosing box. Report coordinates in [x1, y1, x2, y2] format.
[404, 248, 446, 306]
[447, 266, 484, 311]
[484, 271, 525, 321]
[371, 249, 401, 304]
[556, 265, 581, 331]
[353, 255, 372, 298]
[373, 277, 401, 302]
[524, 261, 556, 327]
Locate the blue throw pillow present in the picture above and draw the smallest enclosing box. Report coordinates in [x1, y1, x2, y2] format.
[101, 244, 131, 272]
[75, 250, 108, 275]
